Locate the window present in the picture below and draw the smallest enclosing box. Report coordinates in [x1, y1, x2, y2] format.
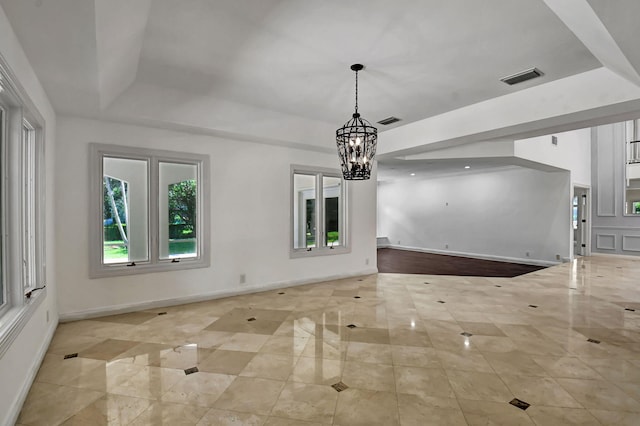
[0, 65, 47, 355]
[90, 144, 209, 277]
[291, 166, 348, 257]
[22, 121, 40, 292]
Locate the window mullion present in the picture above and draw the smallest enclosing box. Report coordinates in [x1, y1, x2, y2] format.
[196, 160, 204, 261]
[149, 155, 159, 265]
[316, 173, 324, 250]
[35, 129, 45, 288]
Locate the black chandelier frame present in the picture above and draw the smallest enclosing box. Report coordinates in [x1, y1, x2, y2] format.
[336, 64, 377, 180]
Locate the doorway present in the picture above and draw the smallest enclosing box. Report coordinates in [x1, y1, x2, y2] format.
[573, 186, 590, 257]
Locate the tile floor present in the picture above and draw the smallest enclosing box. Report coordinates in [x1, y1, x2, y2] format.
[17, 256, 640, 425]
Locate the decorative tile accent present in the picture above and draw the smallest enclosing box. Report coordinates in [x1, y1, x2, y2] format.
[347, 324, 357, 329]
[587, 338, 601, 344]
[528, 305, 538, 308]
[247, 317, 257, 322]
[157, 312, 167, 316]
[625, 308, 636, 312]
[184, 366, 199, 375]
[437, 301, 446, 304]
[509, 398, 530, 410]
[64, 353, 79, 360]
[331, 381, 349, 392]
[460, 332, 473, 337]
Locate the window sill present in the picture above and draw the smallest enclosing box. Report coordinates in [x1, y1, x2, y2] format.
[89, 258, 210, 279]
[0, 288, 46, 359]
[290, 246, 351, 259]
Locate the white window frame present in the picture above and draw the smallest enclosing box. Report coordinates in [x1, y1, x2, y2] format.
[0, 59, 47, 358]
[89, 144, 210, 278]
[290, 165, 350, 258]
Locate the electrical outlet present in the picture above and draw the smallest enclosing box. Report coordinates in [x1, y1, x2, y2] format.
[397, 240, 401, 245]
[239, 274, 246, 285]
[556, 254, 561, 260]
[365, 258, 369, 265]
[445, 244, 449, 249]
[526, 252, 530, 257]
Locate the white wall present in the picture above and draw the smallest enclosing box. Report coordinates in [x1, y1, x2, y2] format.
[377, 167, 570, 264]
[515, 127, 592, 259]
[56, 116, 377, 318]
[514, 127, 592, 186]
[0, 5, 58, 426]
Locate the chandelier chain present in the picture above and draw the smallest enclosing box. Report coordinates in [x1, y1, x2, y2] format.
[354, 70, 359, 114]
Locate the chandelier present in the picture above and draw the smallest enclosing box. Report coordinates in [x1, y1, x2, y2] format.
[336, 64, 377, 180]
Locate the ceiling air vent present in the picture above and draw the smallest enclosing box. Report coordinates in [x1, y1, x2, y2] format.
[377, 116, 401, 126]
[500, 68, 543, 85]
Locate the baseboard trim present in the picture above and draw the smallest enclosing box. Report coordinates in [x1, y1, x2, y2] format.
[376, 237, 391, 248]
[385, 245, 559, 267]
[6, 318, 58, 426]
[591, 252, 640, 260]
[59, 268, 379, 322]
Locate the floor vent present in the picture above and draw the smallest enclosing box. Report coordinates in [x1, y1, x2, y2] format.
[331, 382, 349, 392]
[500, 68, 543, 85]
[509, 398, 530, 410]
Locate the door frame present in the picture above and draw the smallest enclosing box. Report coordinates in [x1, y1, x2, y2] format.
[572, 185, 591, 259]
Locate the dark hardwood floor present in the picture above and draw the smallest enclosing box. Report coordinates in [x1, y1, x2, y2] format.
[377, 248, 546, 277]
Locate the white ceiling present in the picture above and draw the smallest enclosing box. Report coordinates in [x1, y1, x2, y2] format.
[2, 0, 640, 157]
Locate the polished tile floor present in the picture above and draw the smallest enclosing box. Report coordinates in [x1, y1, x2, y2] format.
[18, 256, 640, 425]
